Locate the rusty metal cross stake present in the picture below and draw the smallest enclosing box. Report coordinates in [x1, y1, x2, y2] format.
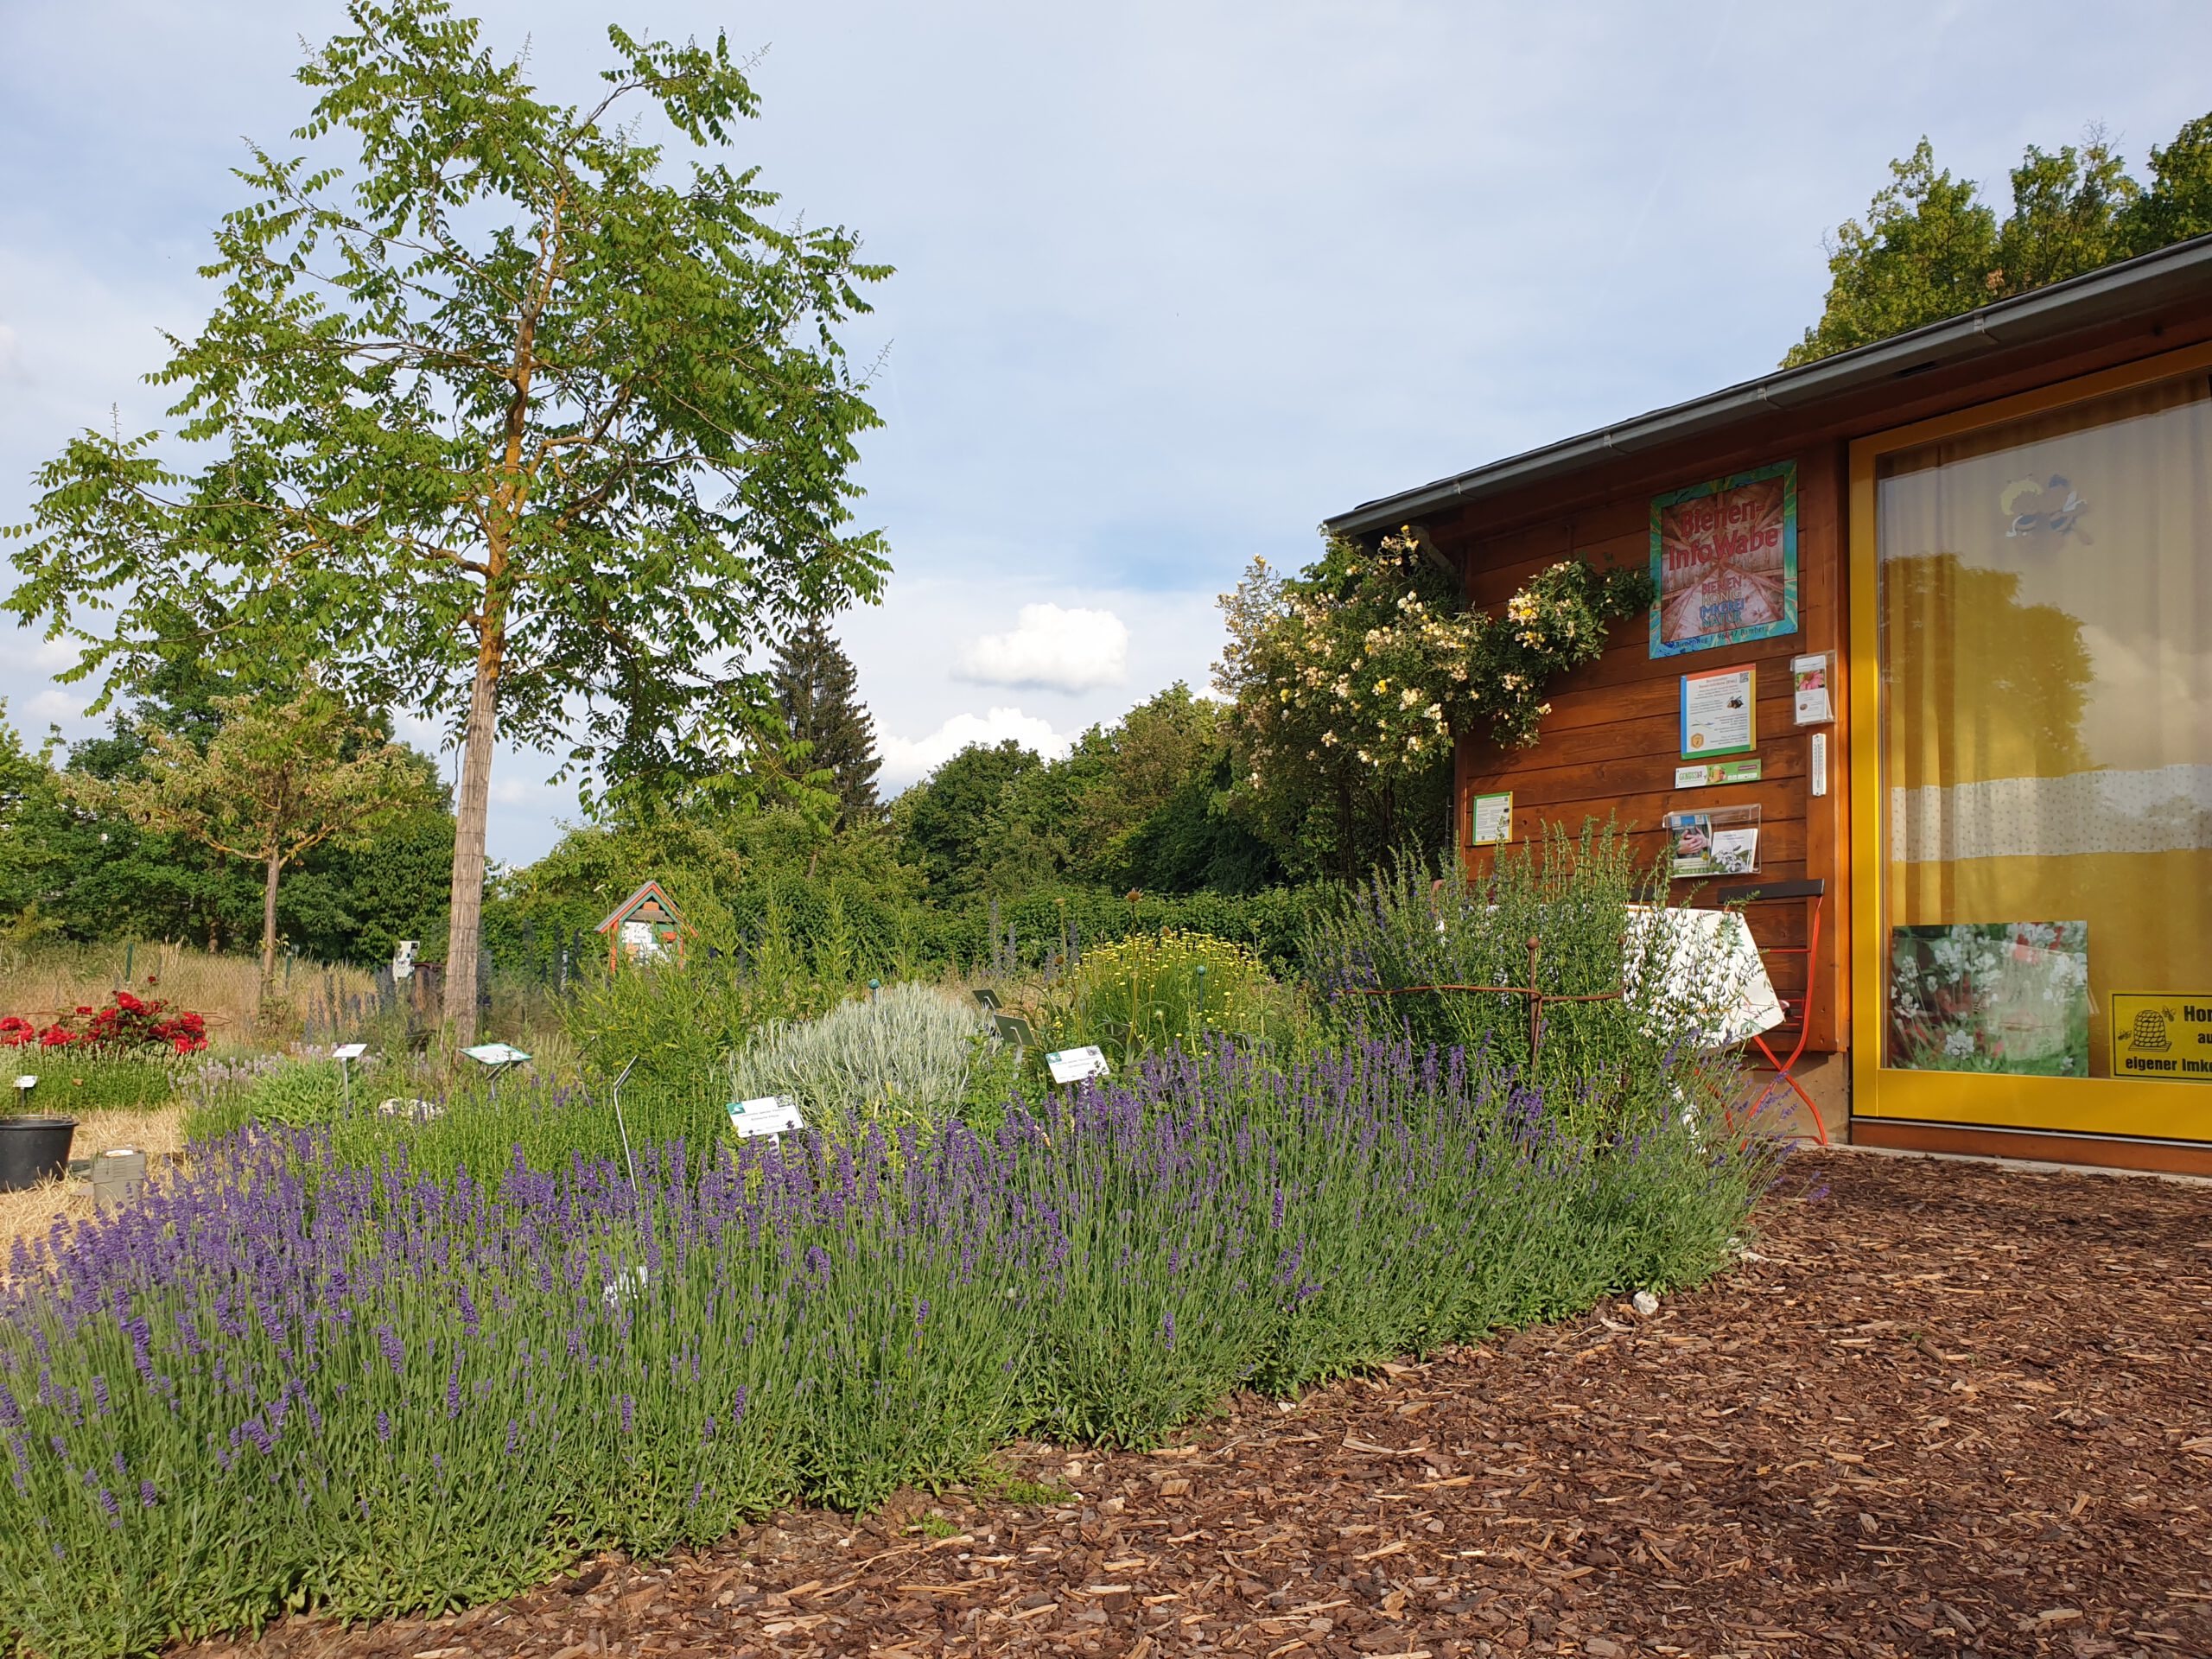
[1335, 935, 1624, 1061]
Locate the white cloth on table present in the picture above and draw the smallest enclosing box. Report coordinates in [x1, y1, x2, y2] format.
[1623, 906, 1785, 1050]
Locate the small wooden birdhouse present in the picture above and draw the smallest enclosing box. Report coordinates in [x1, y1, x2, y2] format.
[594, 880, 689, 969]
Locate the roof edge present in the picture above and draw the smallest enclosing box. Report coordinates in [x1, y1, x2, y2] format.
[1322, 233, 2212, 539]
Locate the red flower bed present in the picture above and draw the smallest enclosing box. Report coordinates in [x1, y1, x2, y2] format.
[0, 985, 209, 1056]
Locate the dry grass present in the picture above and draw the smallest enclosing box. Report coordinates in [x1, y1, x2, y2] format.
[0, 1103, 186, 1258]
[0, 940, 379, 1050]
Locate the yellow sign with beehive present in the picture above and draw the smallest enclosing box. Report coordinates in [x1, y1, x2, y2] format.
[2109, 993, 2212, 1082]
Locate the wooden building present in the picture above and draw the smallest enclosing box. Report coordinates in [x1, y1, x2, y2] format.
[1325, 235, 2212, 1174]
[594, 880, 688, 970]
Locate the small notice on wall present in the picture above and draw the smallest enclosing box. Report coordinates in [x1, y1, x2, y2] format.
[1680, 664, 1756, 758]
[1675, 759, 1762, 789]
[2109, 994, 2212, 1081]
[1791, 652, 1834, 725]
[1470, 791, 1512, 845]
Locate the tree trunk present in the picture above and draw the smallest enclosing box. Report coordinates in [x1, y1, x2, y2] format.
[442, 640, 501, 1043]
[257, 851, 283, 1025]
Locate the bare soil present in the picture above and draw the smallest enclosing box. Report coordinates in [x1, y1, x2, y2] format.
[183, 1147, 2212, 1659]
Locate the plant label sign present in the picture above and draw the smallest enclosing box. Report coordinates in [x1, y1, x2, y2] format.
[462, 1042, 531, 1067]
[1046, 1046, 1109, 1085]
[728, 1096, 805, 1139]
[13, 1076, 34, 1092]
[331, 1043, 368, 1061]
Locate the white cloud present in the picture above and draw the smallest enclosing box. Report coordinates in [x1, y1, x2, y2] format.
[954, 603, 1128, 693]
[27, 688, 81, 723]
[876, 705, 1071, 787]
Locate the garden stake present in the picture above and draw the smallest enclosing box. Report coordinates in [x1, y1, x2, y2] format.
[1335, 931, 1624, 1064]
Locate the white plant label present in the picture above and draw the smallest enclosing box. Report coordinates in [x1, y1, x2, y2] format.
[331, 1043, 368, 1061]
[462, 1042, 531, 1066]
[1046, 1046, 1110, 1085]
[728, 1096, 806, 1139]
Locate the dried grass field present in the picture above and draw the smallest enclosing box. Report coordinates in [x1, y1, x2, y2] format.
[0, 941, 379, 1049]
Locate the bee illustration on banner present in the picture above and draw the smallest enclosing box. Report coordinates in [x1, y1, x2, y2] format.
[2000, 474, 2091, 542]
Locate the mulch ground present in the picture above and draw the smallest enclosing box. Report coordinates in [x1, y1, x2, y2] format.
[185, 1148, 2212, 1659]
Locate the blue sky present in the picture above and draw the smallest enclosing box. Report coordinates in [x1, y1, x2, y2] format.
[5, 0, 2209, 864]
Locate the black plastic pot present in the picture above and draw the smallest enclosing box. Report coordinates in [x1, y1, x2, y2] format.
[0, 1116, 78, 1193]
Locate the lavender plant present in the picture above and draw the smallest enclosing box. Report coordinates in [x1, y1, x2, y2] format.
[1, 1039, 1777, 1657]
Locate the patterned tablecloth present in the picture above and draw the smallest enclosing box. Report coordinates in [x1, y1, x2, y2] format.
[1624, 905, 1785, 1049]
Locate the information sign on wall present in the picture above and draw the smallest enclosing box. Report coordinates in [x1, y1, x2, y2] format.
[1680, 664, 1756, 758]
[2109, 994, 2212, 1082]
[1649, 461, 1798, 657]
[1469, 791, 1512, 846]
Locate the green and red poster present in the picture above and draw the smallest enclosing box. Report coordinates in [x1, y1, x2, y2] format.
[1649, 459, 1797, 657]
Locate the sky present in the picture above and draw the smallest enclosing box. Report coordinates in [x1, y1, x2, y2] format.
[4, 0, 2209, 865]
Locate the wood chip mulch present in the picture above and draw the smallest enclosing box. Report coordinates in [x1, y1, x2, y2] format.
[185, 1147, 2212, 1659]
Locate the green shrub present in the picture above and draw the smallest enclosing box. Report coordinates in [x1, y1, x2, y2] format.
[1300, 823, 1751, 1134]
[1045, 929, 1281, 1064]
[725, 982, 1001, 1132]
[9, 1057, 179, 1115]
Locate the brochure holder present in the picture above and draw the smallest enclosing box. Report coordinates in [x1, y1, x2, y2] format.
[1663, 803, 1762, 880]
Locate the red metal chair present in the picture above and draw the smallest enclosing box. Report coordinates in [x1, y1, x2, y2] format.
[1713, 876, 1828, 1145]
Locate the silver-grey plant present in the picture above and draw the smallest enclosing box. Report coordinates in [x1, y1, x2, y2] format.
[724, 982, 994, 1129]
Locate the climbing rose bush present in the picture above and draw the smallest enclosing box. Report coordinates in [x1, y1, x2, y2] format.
[1221, 530, 1652, 795]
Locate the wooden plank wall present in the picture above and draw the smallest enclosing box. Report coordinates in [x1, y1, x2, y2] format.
[1438, 446, 1850, 1052]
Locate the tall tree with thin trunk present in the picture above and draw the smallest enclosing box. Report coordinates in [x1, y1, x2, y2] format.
[71, 690, 431, 1019]
[4, 2, 891, 1039]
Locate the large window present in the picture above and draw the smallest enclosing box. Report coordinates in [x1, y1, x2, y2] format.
[1872, 370, 2212, 1116]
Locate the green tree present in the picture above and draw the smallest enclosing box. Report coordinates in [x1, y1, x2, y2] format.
[73, 690, 436, 1016]
[2118, 114, 2212, 251]
[771, 620, 883, 828]
[1784, 140, 2002, 367]
[0, 705, 66, 937]
[893, 740, 1044, 897]
[6, 1, 891, 1038]
[974, 683, 1280, 894]
[1789, 117, 2212, 366]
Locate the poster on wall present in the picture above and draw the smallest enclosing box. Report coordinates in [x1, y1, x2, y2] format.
[1469, 791, 1513, 846]
[1679, 664, 1756, 758]
[1886, 921, 2092, 1077]
[1649, 460, 1798, 658]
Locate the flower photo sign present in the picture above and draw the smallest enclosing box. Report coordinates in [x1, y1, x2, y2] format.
[1887, 920, 2091, 1077]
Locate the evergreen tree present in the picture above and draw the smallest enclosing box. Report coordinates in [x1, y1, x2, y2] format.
[771, 620, 883, 827]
